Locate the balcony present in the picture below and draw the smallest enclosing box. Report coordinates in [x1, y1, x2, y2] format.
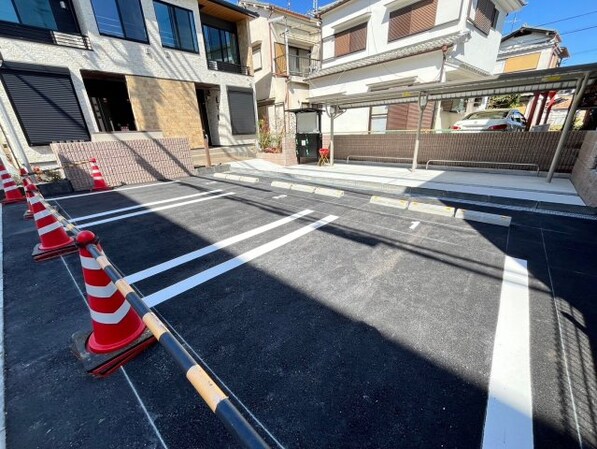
[0, 21, 91, 50]
[274, 54, 320, 78]
[207, 60, 251, 76]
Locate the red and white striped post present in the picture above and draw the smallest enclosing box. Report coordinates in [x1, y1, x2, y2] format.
[77, 231, 146, 353]
[0, 162, 25, 204]
[27, 184, 78, 261]
[89, 158, 110, 191]
[20, 168, 34, 219]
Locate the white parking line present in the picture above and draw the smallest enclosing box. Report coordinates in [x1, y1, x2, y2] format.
[126, 209, 313, 284]
[76, 192, 234, 227]
[70, 191, 221, 222]
[409, 221, 420, 230]
[0, 205, 5, 449]
[482, 256, 533, 449]
[144, 215, 338, 307]
[49, 181, 180, 201]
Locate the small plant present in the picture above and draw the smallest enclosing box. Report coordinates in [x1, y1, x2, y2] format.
[257, 120, 283, 153]
[32, 166, 63, 183]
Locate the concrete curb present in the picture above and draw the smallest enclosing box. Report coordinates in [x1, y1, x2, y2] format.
[213, 173, 259, 183]
[408, 201, 455, 217]
[455, 209, 512, 227]
[370, 196, 409, 209]
[271, 181, 344, 198]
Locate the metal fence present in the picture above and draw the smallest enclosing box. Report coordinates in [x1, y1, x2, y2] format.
[332, 131, 588, 173]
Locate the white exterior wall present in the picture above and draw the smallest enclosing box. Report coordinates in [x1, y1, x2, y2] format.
[0, 0, 255, 165]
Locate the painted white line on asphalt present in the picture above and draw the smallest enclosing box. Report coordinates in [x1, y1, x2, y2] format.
[121, 367, 169, 449]
[70, 191, 221, 222]
[126, 209, 313, 284]
[482, 256, 533, 449]
[144, 215, 338, 307]
[76, 192, 234, 227]
[409, 221, 420, 230]
[272, 195, 287, 200]
[0, 205, 5, 449]
[49, 181, 180, 201]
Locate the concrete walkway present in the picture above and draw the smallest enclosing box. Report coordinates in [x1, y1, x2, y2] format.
[228, 159, 585, 206]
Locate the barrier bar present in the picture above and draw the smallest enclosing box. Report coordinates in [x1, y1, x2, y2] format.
[35, 195, 271, 449]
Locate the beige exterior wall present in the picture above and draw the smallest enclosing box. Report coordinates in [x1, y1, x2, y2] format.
[126, 76, 205, 150]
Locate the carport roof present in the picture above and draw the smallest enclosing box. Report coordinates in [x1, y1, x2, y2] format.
[307, 62, 597, 109]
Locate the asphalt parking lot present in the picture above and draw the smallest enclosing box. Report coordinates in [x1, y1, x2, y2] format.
[2, 175, 596, 449]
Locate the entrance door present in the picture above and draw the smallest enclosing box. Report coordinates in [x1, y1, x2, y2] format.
[196, 89, 212, 146]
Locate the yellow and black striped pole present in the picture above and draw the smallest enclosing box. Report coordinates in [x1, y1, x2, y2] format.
[37, 194, 271, 448]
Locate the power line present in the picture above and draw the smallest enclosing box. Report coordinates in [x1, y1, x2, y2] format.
[561, 24, 597, 35]
[536, 9, 597, 27]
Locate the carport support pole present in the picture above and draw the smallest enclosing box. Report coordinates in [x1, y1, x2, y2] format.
[329, 109, 335, 165]
[411, 93, 426, 171]
[547, 72, 591, 182]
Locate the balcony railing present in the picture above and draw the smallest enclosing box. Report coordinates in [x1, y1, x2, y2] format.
[207, 60, 250, 76]
[0, 21, 91, 50]
[274, 54, 320, 78]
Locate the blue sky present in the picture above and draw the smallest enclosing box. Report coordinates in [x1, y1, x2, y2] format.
[249, 0, 597, 66]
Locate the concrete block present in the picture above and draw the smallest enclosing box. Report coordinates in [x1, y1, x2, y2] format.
[290, 184, 316, 193]
[239, 176, 259, 183]
[271, 181, 292, 189]
[314, 187, 344, 198]
[455, 209, 512, 227]
[408, 201, 455, 217]
[369, 195, 409, 209]
[225, 174, 241, 181]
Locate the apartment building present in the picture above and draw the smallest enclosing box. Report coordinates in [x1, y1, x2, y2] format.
[307, 0, 525, 133]
[0, 0, 258, 168]
[240, 0, 320, 136]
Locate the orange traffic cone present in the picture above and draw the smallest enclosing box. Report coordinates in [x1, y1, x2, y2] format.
[20, 168, 34, 220]
[89, 158, 110, 191]
[1, 162, 25, 204]
[71, 230, 155, 376]
[27, 184, 78, 261]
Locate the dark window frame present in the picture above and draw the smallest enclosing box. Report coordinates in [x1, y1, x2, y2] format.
[90, 0, 149, 44]
[153, 0, 199, 54]
[472, 0, 497, 36]
[0, 0, 82, 34]
[0, 63, 90, 146]
[202, 21, 240, 65]
[227, 87, 256, 135]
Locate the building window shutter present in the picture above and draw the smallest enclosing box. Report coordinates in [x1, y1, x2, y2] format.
[387, 101, 435, 130]
[334, 22, 367, 57]
[389, 0, 437, 42]
[334, 28, 351, 57]
[0, 64, 89, 146]
[474, 0, 494, 35]
[349, 22, 367, 53]
[274, 42, 286, 74]
[227, 88, 256, 135]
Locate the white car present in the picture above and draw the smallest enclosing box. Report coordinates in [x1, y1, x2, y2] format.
[451, 109, 527, 132]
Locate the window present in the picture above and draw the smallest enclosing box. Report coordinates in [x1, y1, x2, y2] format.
[0, 63, 89, 145]
[83, 74, 137, 132]
[252, 45, 262, 71]
[288, 46, 311, 76]
[227, 88, 256, 135]
[473, 0, 497, 35]
[0, 0, 80, 33]
[334, 22, 367, 57]
[153, 1, 198, 52]
[91, 0, 147, 42]
[202, 17, 240, 65]
[388, 0, 437, 42]
[369, 106, 388, 133]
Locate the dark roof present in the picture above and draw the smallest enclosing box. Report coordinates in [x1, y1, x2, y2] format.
[203, 0, 258, 17]
[501, 26, 559, 43]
